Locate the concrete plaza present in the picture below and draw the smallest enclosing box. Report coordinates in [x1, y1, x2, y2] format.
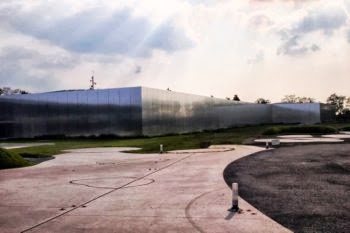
[0, 146, 291, 233]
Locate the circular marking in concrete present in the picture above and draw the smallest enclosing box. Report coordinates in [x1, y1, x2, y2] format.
[185, 188, 223, 233]
[69, 177, 155, 189]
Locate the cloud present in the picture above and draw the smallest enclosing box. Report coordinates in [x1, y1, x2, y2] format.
[248, 15, 273, 30]
[247, 50, 264, 64]
[346, 0, 350, 12]
[0, 46, 76, 90]
[277, 35, 321, 56]
[144, 21, 194, 53]
[187, 0, 229, 5]
[249, 0, 319, 5]
[310, 44, 320, 51]
[293, 7, 347, 35]
[134, 65, 142, 74]
[1, 6, 194, 56]
[0, 65, 55, 92]
[277, 35, 308, 55]
[0, 46, 79, 69]
[276, 5, 347, 56]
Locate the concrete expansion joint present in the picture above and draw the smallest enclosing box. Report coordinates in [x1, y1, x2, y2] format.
[69, 176, 156, 190]
[169, 148, 235, 154]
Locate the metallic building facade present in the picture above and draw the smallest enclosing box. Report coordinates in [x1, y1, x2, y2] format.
[141, 87, 272, 135]
[142, 87, 242, 135]
[0, 87, 142, 138]
[0, 86, 332, 139]
[272, 103, 321, 125]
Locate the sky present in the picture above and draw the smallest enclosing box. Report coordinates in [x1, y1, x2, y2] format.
[0, 0, 349, 103]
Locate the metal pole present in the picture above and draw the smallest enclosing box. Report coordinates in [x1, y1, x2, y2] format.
[160, 144, 163, 154]
[228, 182, 239, 212]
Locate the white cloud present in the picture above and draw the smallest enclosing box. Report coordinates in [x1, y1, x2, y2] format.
[0, 0, 349, 102]
[277, 35, 320, 56]
[0, 5, 194, 56]
[275, 2, 349, 56]
[247, 50, 264, 64]
[293, 5, 347, 34]
[0, 46, 71, 90]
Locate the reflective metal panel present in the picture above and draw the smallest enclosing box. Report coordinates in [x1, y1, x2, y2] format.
[0, 87, 142, 139]
[141, 88, 325, 136]
[272, 103, 321, 124]
[0, 86, 327, 139]
[320, 104, 336, 122]
[141, 87, 272, 136]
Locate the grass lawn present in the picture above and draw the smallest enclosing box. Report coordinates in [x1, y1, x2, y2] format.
[0, 122, 349, 168]
[8, 124, 274, 158]
[0, 148, 31, 169]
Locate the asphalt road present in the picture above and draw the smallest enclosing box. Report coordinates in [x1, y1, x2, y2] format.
[224, 144, 350, 233]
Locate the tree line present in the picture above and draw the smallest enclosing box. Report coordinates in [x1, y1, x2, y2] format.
[0, 87, 29, 96]
[228, 93, 350, 119]
[253, 93, 350, 120]
[252, 95, 316, 104]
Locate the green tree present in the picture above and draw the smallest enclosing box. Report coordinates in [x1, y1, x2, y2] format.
[282, 95, 315, 103]
[233, 94, 240, 101]
[255, 98, 270, 104]
[297, 97, 315, 103]
[327, 93, 346, 115]
[0, 87, 29, 95]
[281, 94, 298, 103]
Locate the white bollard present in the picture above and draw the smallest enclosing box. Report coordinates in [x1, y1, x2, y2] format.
[265, 141, 269, 149]
[228, 182, 239, 212]
[160, 144, 163, 154]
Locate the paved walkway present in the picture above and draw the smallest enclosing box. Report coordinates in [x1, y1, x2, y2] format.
[0, 146, 292, 233]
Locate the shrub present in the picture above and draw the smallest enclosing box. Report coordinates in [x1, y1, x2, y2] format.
[199, 141, 211, 148]
[340, 126, 350, 131]
[0, 148, 30, 169]
[262, 125, 337, 135]
[19, 152, 49, 158]
[262, 127, 280, 135]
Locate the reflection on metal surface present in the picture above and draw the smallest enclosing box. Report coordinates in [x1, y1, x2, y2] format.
[141, 87, 272, 136]
[0, 87, 330, 139]
[0, 87, 142, 138]
[272, 103, 321, 125]
[320, 104, 336, 122]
